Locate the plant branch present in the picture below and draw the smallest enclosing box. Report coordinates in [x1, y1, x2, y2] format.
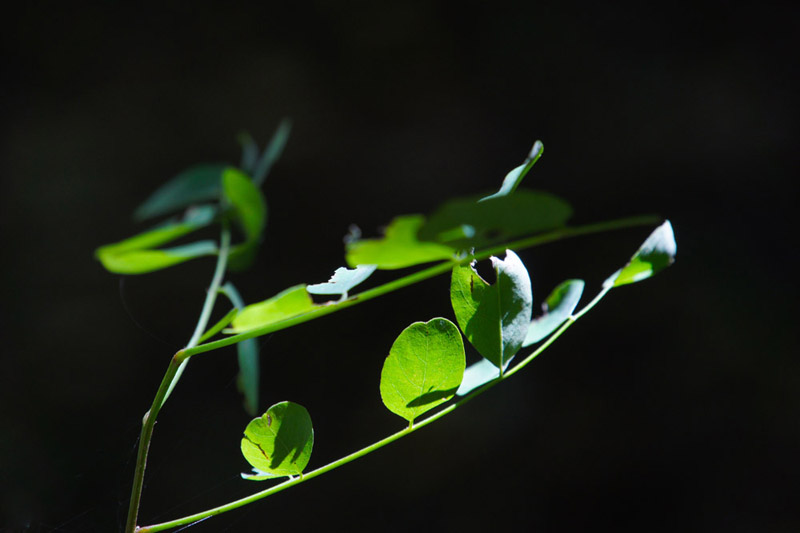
[137, 285, 612, 532]
[184, 214, 659, 359]
[124, 228, 232, 533]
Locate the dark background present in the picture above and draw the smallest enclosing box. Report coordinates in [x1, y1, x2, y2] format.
[2, 2, 797, 532]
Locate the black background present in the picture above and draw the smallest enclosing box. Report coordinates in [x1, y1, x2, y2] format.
[2, 2, 797, 532]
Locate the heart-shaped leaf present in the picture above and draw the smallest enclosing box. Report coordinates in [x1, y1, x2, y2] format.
[228, 285, 317, 333]
[307, 264, 377, 298]
[345, 215, 456, 270]
[604, 220, 676, 287]
[240, 401, 313, 480]
[451, 250, 533, 369]
[479, 141, 544, 202]
[523, 279, 585, 346]
[418, 190, 572, 249]
[380, 318, 465, 423]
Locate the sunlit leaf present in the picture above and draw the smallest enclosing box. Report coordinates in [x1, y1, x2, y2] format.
[228, 285, 317, 333]
[240, 401, 313, 480]
[455, 356, 514, 397]
[253, 119, 292, 186]
[95, 206, 218, 274]
[450, 250, 533, 369]
[307, 264, 377, 298]
[479, 141, 544, 202]
[418, 190, 572, 249]
[604, 220, 677, 287]
[134, 164, 227, 221]
[380, 318, 465, 423]
[523, 279, 585, 347]
[222, 167, 267, 270]
[345, 215, 456, 270]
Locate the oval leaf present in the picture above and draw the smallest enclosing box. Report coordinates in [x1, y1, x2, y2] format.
[240, 401, 313, 480]
[450, 250, 533, 369]
[479, 141, 544, 202]
[222, 167, 268, 270]
[307, 264, 377, 298]
[134, 164, 227, 221]
[380, 318, 465, 423]
[228, 285, 317, 333]
[346, 215, 456, 270]
[455, 356, 514, 397]
[604, 220, 677, 287]
[418, 190, 572, 249]
[523, 279, 585, 347]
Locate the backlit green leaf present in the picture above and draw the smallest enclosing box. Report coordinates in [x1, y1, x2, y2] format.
[240, 401, 313, 480]
[450, 250, 533, 369]
[479, 141, 544, 202]
[418, 190, 572, 249]
[380, 318, 465, 423]
[228, 285, 317, 333]
[222, 167, 267, 270]
[523, 279, 585, 347]
[134, 164, 227, 221]
[604, 220, 676, 287]
[345, 215, 456, 270]
[307, 264, 377, 298]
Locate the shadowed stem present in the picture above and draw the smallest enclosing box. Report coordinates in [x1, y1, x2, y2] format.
[124, 228, 231, 533]
[137, 282, 613, 532]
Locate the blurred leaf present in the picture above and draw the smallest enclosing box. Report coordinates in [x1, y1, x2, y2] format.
[221, 282, 260, 416]
[479, 141, 544, 202]
[604, 220, 677, 287]
[253, 119, 292, 186]
[307, 264, 377, 298]
[134, 164, 227, 221]
[455, 356, 514, 397]
[380, 318, 465, 423]
[197, 308, 238, 344]
[345, 215, 456, 270]
[238, 132, 259, 175]
[240, 401, 313, 480]
[451, 250, 533, 369]
[418, 190, 572, 249]
[523, 279, 585, 347]
[222, 167, 267, 270]
[95, 207, 218, 274]
[228, 285, 317, 333]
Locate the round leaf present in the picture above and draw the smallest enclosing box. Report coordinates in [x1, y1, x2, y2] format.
[380, 318, 465, 423]
[240, 401, 313, 479]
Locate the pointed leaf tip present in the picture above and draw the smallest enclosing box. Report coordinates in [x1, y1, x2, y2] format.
[479, 140, 544, 202]
[605, 220, 676, 287]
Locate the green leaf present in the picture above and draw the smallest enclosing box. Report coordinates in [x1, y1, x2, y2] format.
[220, 281, 260, 416]
[197, 308, 238, 344]
[240, 401, 313, 480]
[345, 215, 456, 270]
[479, 141, 544, 202]
[253, 119, 292, 186]
[604, 220, 677, 287]
[307, 264, 377, 298]
[222, 167, 268, 270]
[418, 190, 572, 249]
[228, 285, 317, 333]
[522, 279, 585, 347]
[450, 250, 533, 369]
[134, 164, 227, 221]
[95, 206, 218, 274]
[380, 318, 465, 423]
[455, 356, 514, 397]
[238, 132, 259, 175]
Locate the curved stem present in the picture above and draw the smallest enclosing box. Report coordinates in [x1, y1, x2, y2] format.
[124, 228, 231, 533]
[184, 215, 658, 359]
[137, 285, 612, 532]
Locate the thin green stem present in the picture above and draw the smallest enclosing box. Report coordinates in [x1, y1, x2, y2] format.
[137, 285, 613, 533]
[124, 228, 231, 533]
[184, 215, 658, 359]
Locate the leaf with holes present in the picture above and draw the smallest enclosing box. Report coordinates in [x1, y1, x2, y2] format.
[240, 401, 313, 480]
[380, 318, 465, 423]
